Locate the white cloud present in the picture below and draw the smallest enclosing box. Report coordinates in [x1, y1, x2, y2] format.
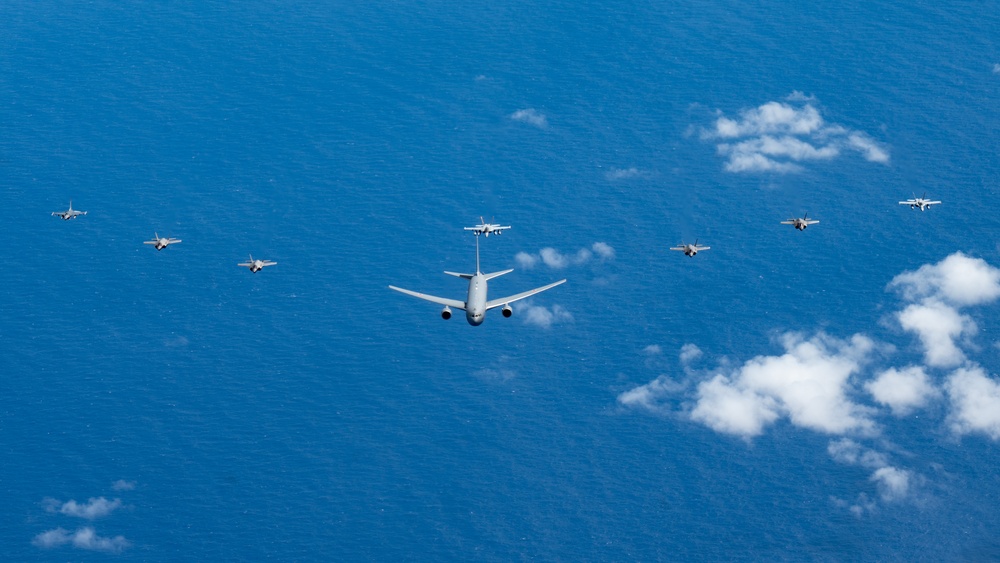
[111, 480, 135, 492]
[865, 366, 940, 415]
[509, 108, 548, 128]
[827, 438, 889, 468]
[642, 344, 662, 355]
[699, 96, 889, 173]
[889, 252, 1000, 307]
[520, 303, 573, 328]
[679, 343, 703, 364]
[871, 466, 913, 502]
[896, 301, 975, 368]
[946, 365, 1000, 440]
[514, 251, 539, 269]
[848, 132, 890, 163]
[517, 243, 614, 270]
[32, 527, 129, 554]
[887, 253, 1000, 368]
[690, 374, 780, 437]
[540, 247, 587, 269]
[828, 438, 917, 503]
[605, 167, 651, 180]
[591, 242, 615, 260]
[44, 497, 122, 520]
[993, 63, 1000, 74]
[617, 375, 686, 411]
[687, 333, 878, 438]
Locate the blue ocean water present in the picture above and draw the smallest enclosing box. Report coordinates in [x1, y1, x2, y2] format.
[2, 0, 999, 559]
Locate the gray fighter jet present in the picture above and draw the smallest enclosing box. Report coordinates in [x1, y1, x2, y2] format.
[238, 254, 277, 273]
[389, 236, 565, 326]
[670, 240, 710, 257]
[464, 216, 511, 237]
[144, 233, 182, 251]
[899, 193, 941, 211]
[781, 213, 820, 231]
[51, 201, 87, 220]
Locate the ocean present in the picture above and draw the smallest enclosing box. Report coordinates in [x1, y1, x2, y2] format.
[2, 0, 999, 559]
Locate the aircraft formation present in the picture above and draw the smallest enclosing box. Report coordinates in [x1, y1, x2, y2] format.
[51, 194, 943, 320]
[51, 200, 276, 273]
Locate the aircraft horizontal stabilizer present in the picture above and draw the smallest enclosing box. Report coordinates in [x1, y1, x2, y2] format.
[482, 269, 514, 281]
[444, 271, 474, 279]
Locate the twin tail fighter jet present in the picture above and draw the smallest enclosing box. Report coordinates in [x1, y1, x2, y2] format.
[781, 213, 820, 231]
[389, 237, 564, 326]
[464, 217, 511, 237]
[238, 254, 277, 273]
[51, 201, 87, 221]
[899, 194, 941, 211]
[670, 240, 710, 257]
[144, 233, 182, 251]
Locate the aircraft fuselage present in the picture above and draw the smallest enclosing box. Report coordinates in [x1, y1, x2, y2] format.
[465, 273, 488, 325]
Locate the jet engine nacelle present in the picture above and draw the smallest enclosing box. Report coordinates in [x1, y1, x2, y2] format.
[441, 306, 452, 320]
[501, 304, 513, 318]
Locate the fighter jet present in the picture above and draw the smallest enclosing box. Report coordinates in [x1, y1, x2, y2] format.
[51, 201, 87, 220]
[464, 216, 511, 237]
[670, 240, 710, 257]
[238, 254, 277, 273]
[143, 233, 182, 251]
[389, 236, 565, 326]
[781, 213, 820, 231]
[899, 193, 941, 211]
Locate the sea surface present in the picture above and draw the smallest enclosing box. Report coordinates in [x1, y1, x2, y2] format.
[2, 0, 999, 560]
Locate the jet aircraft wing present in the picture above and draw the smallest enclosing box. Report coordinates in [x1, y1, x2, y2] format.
[485, 279, 566, 310]
[388, 285, 466, 310]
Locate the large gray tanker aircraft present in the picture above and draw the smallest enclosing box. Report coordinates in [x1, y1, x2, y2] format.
[389, 236, 565, 326]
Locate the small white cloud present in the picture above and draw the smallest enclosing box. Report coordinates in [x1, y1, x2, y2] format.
[828, 439, 918, 503]
[514, 251, 539, 269]
[517, 243, 614, 270]
[605, 167, 651, 180]
[889, 252, 1000, 307]
[679, 343, 703, 364]
[865, 366, 940, 415]
[690, 374, 780, 437]
[32, 527, 129, 554]
[540, 247, 575, 269]
[45, 497, 122, 520]
[509, 108, 548, 128]
[617, 375, 686, 411]
[699, 97, 889, 173]
[642, 344, 662, 355]
[704, 101, 825, 139]
[896, 301, 975, 368]
[32, 528, 71, 549]
[848, 132, 890, 163]
[827, 438, 889, 468]
[111, 480, 135, 492]
[946, 365, 1000, 440]
[870, 466, 913, 502]
[722, 152, 804, 173]
[993, 63, 1000, 74]
[591, 242, 615, 260]
[520, 303, 572, 328]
